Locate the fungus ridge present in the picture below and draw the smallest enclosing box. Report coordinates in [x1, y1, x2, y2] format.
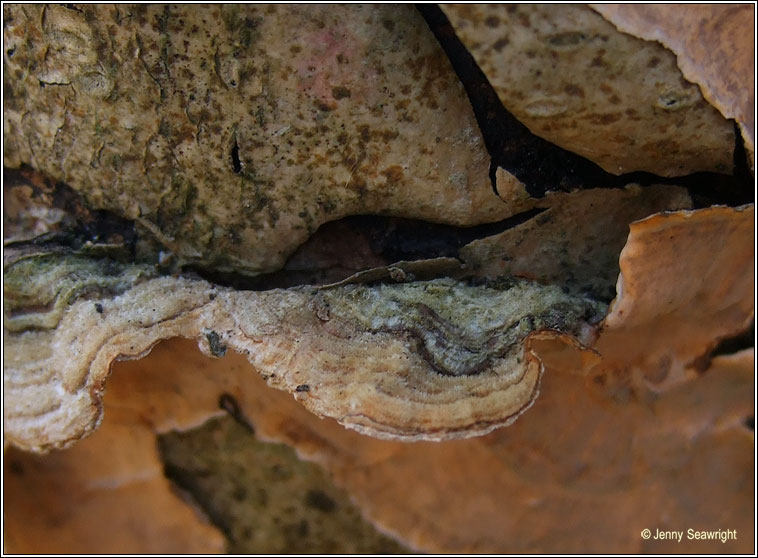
[3, 253, 605, 450]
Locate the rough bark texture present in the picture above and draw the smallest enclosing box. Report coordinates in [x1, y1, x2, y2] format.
[3, 4, 509, 275]
[592, 4, 755, 167]
[440, 4, 735, 176]
[3, 3, 754, 554]
[460, 183, 692, 301]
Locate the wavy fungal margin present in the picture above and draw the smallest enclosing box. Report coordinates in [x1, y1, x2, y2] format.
[4, 253, 605, 451]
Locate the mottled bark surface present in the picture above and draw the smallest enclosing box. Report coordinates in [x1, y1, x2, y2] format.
[593, 4, 755, 165]
[4, 4, 509, 275]
[3, 3, 754, 554]
[440, 4, 735, 176]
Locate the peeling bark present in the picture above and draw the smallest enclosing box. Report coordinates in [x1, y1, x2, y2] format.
[2, 3, 754, 554]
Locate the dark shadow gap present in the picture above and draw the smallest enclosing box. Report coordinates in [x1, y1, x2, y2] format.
[744, 416, 754, 431]
[161, 461, 236, 542]
[692, 321, 754, 373]
[3, 166, 137, 256]
[219, 393, 255, 435]
[184, 207, 545, 292]
[344, 208, 544, 262]
[416, 5, 753, 206]
[231, 138, 242, 174]
[709, 321, 755, 359]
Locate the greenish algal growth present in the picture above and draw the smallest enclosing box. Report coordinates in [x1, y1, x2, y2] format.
[3, 253, 157, 332]
[322, 277, 606, 376]
[158, 415, 410, 554]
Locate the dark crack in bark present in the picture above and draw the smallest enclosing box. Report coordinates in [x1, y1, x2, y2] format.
[416, 4, 753, 206]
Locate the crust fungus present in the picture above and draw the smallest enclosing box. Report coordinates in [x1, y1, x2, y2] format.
[6, 339, 752, 552]
[4, 337, 407, 554]
[4, 247, 608, 450]
[3, 2, 754, 554]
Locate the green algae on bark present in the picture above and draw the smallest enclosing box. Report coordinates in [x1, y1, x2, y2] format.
[4, 252, 155, 332]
